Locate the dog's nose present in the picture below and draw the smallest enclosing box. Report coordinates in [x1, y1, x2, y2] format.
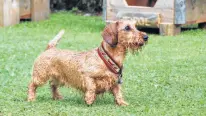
[143, 35, 148, 41]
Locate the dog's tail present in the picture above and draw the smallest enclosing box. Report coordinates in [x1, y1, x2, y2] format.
[46, 30, 65, 50]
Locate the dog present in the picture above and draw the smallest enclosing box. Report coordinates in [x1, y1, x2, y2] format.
[27, 20, 148, 106]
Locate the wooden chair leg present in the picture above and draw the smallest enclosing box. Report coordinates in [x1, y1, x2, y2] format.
[159, 23, 181, 36]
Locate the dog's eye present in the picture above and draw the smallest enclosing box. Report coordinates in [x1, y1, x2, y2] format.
[124, 26, 130, 31]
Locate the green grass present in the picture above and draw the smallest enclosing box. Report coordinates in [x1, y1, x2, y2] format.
[0, 11, 206, 116]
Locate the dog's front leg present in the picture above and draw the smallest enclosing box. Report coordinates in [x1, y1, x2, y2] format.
[112, 84, 128, 106]
[84, 77, 96, 105]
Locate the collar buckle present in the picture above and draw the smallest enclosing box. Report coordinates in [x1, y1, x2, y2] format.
[117, 73, 123, 84]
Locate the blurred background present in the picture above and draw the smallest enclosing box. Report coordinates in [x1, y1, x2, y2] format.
[50, 0, 103, 14]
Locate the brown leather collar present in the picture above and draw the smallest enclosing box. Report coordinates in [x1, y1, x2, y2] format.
[97, 42, 123, 84]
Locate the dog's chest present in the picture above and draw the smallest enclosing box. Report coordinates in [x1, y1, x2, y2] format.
[92, 71, 118, 94]
[79, 52, 120, 93]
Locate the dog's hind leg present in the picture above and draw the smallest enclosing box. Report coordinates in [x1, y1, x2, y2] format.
[27, 67, 50, 101]
[27, 78, 48, 102]
[27, 81, 38, 102]
[50, 79, 63, 100]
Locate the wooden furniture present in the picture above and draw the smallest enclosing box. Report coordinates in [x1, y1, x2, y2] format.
[0, 0, 20, 27]
[0, 0, 50, 27]
[103, 0, 206, 35]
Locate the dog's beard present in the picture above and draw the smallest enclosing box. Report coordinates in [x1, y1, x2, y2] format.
[122, 41, 144, 54]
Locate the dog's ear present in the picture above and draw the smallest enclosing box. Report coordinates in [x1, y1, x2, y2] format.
[101, 22, 119, 47]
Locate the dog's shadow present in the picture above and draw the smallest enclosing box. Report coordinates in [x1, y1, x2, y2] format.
[36, 94, 115, 106]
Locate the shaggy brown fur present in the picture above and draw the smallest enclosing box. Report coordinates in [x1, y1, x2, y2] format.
[27, 20, 148, 106]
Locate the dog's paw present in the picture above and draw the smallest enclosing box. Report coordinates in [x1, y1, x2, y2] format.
[27, 98, 35, 102]
[52, 95, 63, 100]
[85, 99, 95, 105]
[116, 100, 129, 106]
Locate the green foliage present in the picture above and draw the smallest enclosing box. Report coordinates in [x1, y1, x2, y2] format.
[71, 7, 80, 13]
[0, 11, 206, 116]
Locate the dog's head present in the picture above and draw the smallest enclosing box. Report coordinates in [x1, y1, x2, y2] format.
[102, 20, 148, 51]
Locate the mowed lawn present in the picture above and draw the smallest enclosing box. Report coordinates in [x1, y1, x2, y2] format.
[0, 12, 206, 116]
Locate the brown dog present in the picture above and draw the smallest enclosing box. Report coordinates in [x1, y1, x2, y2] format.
[27, 20, 148, 106]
